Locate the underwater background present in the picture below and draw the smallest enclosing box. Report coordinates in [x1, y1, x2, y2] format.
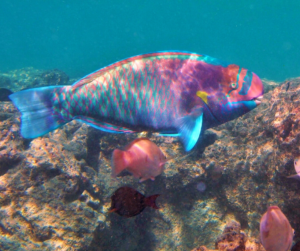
[1, 1, 300, 251]
[0, 0, 300, 81]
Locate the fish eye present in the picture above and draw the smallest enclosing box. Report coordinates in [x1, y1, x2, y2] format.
[231, 82, 237, 89]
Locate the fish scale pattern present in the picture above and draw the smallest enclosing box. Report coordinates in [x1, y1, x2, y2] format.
[49, 52, 243, 133]
[52, 54, 189, 131]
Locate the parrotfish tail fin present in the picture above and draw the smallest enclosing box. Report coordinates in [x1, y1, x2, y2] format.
[111, 149, 128, 177]
[9, 86, 70, 138]
[176, 107, 203, 151]
[144, 194, 160, 209]
[286, 174, 300, 180]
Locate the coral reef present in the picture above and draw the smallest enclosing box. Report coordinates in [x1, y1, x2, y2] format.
[1, 69, 300, 251]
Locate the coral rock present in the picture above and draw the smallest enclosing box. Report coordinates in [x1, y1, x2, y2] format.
[215, 221, 246, 251]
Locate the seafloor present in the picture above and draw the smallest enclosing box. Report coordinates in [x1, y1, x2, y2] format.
[0, 68, 299, 251]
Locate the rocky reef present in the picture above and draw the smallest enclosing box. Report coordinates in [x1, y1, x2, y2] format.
[1, 68, 300, 250]
[191, 221, 264, 251]
[0, 67, 70, 91]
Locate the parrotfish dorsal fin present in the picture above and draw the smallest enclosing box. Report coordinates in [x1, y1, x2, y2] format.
[176, 107, 203, 151]
[71, 51, 205, 90]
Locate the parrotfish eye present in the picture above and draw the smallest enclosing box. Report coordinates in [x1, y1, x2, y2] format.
[230, 82, 237, 89]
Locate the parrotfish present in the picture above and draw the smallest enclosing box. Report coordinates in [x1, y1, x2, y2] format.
[9, 51, 264, 151]
[287, 158, 300, 180]
[109, 186, 160, 218]
[260, 206, 294, 251]
[111, 138, 166, 182]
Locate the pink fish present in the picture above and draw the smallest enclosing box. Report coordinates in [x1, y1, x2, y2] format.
[260, 206, 294, 251]
[111, 138, 166, 182]
[287, 158, 300, 180]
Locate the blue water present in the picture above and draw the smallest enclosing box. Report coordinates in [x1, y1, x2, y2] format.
[0, 0, 299, 81]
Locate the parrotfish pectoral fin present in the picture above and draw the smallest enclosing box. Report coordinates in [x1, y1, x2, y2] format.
[176, 107, 203, 151]
[74, 116, 134, 133]
[9, 86, 69, 138]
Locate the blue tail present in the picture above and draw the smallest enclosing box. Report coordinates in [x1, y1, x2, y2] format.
[9, 86, 70, 138]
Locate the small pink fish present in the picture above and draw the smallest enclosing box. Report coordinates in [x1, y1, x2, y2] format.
[111, 138, 166, 182]
[287, 158, 300, 180]
[260, 206, 294, 251]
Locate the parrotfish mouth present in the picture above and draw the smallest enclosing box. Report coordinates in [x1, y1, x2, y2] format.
[253, 95, 263, 105]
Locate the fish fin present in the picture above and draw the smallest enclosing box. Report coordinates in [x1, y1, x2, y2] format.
[261, 209, 273, 235]
[111, 149, 129, 177]
[176, 107, 203, 151]
[159, 162, 165, 168]
[159, 132, 180, 137]
[0, 88, 14, 101]
[71, 51, 205, 90]
[286, 174, 300, 180]
[108, 208, 118, 213]
[74, 116, 134, 133]
[139, 177, 149, 182]
[144, 194, 160, 209]
[9, 86, 70, 138]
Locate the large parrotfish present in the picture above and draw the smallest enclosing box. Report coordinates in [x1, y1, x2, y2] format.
[9, 51, 264, 151]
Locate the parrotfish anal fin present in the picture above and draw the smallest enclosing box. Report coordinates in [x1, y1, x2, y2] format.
[176, 107, 203, 151]
[74, 116, 134, 133]
[159, 132, 180, 137]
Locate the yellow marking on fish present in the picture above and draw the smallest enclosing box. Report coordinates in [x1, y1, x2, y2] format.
[196, 91, 208, 104]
